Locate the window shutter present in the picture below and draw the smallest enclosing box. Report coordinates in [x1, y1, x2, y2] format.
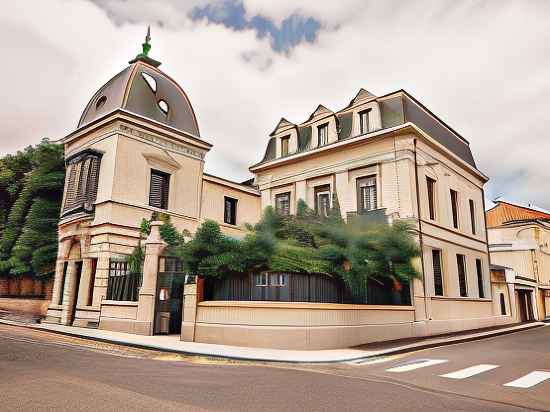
[476, 259, 484, 298]
[457, 254, 467, 297]
[149, 170, 169, 209]
[63, 163, 77, 212]
[432, 250, 443, 296]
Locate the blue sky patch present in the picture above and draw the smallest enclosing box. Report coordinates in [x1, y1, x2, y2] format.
[191, 0, 321, 53]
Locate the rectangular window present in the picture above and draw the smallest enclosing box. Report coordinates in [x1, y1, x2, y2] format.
[469, 199, 476, 235]
[314, 185, 331, 217]
[317, 123, 329, 146]
[63, 152, 102, 216]
[359, 109, 371, 135]
[476, 258, 484, 298]
[87, 258, 97, 306]
[255, 273, 268, 287]
[450, 189, 459, 229]
[275, 192, 291, 216]
[281, 136, 290, 156]
[224, 197, 238, 225]
[456, 254, 468, 297]
[269, 273, 286, 287]
[357, 175, 377, 212]
[426, 177, 436, 220]
[149, 169, 170, 210]
[432, 249, 444, 296]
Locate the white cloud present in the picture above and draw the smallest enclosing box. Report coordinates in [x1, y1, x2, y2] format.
[1, 0, 550, 208]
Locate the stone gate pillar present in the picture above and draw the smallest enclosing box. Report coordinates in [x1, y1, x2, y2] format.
[134, 221, 165, 335]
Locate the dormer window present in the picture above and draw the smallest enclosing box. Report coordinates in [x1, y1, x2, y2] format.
[280, 135, 290, 156]
[359, 109, 372, 134]
[158, 99, 169, 116]
[317, 123, 329, 146]
[141, 72, 157, 93]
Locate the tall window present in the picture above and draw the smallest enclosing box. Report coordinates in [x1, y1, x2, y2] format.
[357, 176, 377, 212]
[281, 136, 290, 156]
[426, 177, 436, 220]
[456, 254, 468, 297]
[224, 197, 238, 225]
[63, 151, 102, 217]
[500, 293, 506, 315]
[469, 199, 476, 235]
[450, 189, 459, 229]
[432, 249, 444, 296]
[317, 123, 329, 146]
[476, 258, 484, 298]
[149, 169, 170, 210]
[275, 192, 291, 216]
[314, 185, 331, 217]
[359, 109, 371, 134]
[87, 258, 97, 306]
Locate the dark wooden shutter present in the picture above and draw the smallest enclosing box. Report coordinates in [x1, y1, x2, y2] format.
[149, 170, 169, 209]
[63, 164, 77, 212]
[426, 177, 436, 220]
[432, 249, 443, 296]
[469, 199, 476, 235]
[450, 189, 459, 229]
[457, 254, 467, 297]
[476, 259, 484, 298]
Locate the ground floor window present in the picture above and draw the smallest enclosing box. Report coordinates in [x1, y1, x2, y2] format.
[500, 293, 506, 315]
[456, 254, 468, 297]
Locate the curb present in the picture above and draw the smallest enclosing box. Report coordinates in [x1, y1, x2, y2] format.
[0, 318, 545, 364]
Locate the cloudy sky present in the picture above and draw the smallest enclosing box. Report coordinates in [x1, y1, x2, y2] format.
[2, 1, 549, 208]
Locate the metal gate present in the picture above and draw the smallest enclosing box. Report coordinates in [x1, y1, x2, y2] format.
[154, 257, 186, 335]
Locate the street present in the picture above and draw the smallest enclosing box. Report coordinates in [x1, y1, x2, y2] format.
[0, 324, 549, 411]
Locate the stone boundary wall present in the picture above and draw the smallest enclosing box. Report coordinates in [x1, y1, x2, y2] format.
[0, 276, 53, 316]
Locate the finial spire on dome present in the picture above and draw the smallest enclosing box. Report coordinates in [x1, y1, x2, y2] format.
[129, 25, 161, 67]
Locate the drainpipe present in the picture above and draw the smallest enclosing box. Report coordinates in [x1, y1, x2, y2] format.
[413, 139, 429, 320]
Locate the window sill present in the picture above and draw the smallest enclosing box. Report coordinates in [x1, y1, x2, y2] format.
[431, 296, 492, 303]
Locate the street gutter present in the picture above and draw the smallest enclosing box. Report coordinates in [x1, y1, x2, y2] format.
[0, 318, 545, 364]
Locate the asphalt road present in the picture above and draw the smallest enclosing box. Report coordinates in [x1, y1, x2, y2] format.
[0, 323, 548, 412]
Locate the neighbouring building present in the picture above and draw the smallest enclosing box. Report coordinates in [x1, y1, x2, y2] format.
[487, 200, 550, 322]
[44, 33, 513, 349]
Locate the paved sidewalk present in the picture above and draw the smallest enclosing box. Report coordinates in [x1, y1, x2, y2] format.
[0, 317, 545, 363]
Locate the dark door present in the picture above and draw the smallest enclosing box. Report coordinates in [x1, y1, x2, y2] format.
[71, 261, 83, 325]
[526, 292, 534, 321]
[154, 272, 186, 335]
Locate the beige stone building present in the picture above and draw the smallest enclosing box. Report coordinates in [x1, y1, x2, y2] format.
[44, 36, 513, 349]
[487, 200, 550, 322]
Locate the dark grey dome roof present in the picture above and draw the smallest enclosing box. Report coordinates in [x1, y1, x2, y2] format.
[78, 61, 200, 137]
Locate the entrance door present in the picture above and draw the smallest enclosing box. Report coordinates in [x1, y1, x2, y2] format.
[517, 290, 534, 322]
[71, 261, 83, 325]
[154, 271, 186, 335]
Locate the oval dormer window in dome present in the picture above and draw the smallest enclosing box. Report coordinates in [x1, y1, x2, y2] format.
[158, 99, 169, 116]
[141, 72, 157, 93]
[96, 95, 107, 110]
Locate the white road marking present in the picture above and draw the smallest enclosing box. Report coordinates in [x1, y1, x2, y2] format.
[386, 359, 448, 373]
[346, 356, 394, 366]
[504, 371, 550, 388]
[440, 364, 499, 379]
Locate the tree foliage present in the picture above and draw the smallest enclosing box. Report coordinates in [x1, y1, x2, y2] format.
[175, 198, 421, 293]
[0, 139, 65, 277]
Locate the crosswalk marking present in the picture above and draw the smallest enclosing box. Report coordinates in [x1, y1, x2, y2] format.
[440, 364, 499, 379]
[386, 359, 448, 373]
[504, 371, 550, 388]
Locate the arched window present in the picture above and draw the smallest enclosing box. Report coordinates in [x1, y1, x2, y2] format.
[500, 293, 506, 315]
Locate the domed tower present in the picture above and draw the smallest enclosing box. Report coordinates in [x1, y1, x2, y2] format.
[44, 29, 213, 330]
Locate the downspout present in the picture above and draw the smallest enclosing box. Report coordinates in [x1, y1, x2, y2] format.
[413, 139, 429, 320]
